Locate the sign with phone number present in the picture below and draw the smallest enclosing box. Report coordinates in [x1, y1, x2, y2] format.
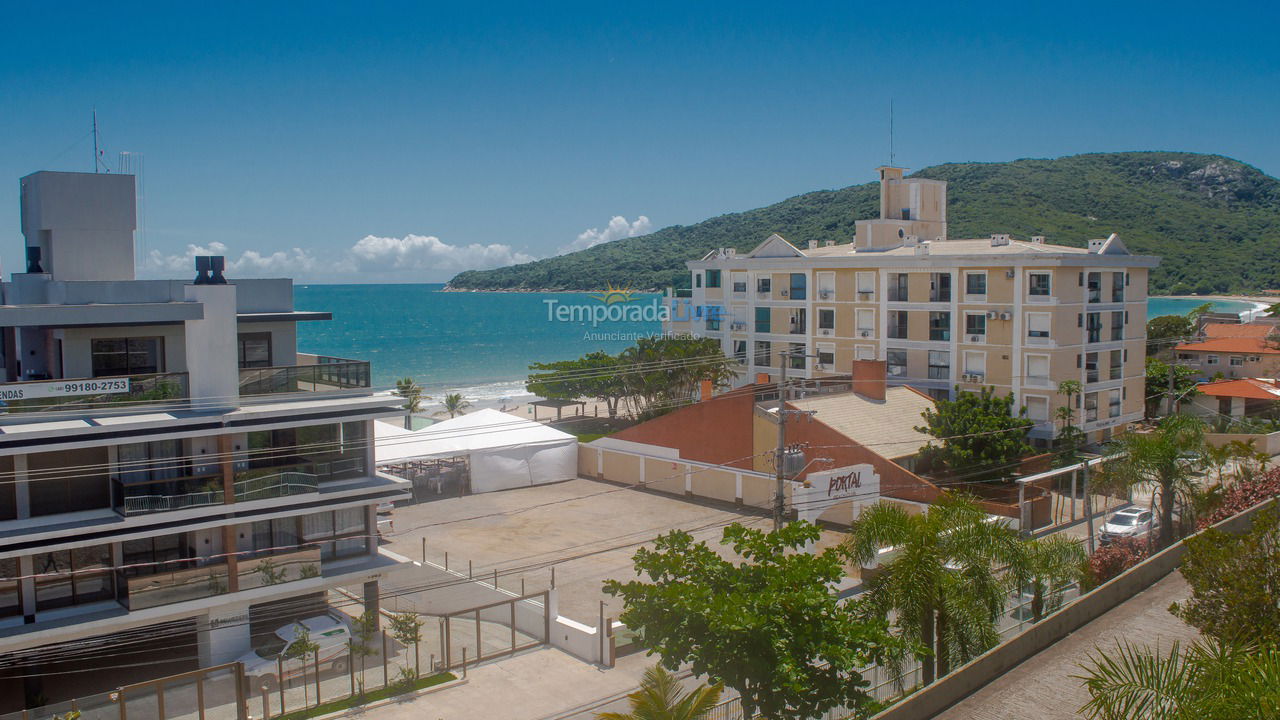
[0, 378, 132, 401]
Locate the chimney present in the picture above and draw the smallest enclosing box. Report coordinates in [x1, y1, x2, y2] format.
[700, 379, 713, 401]
[1088, 238, 1107, 253]
[990, 234, 1010, 247]
[915, 240, 930, 257]
[851, 359, 887, 401]
[1030, 235, 1045, 244]
[807, 240, 818, 250]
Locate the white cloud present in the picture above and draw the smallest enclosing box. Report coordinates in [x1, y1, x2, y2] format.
[143, 241, 320, 277]
[558, 215, 651, 255]
[347, 234, 535, 273]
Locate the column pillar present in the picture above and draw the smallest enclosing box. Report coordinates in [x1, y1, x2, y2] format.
[19, 555, 35, 624]
[13, 454, 29, 520]
[363, 580, 380, 629]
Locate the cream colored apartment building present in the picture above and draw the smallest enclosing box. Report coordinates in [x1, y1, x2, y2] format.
[665, 166, 1160, 443]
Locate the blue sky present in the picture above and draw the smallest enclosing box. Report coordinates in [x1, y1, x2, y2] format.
[1, 1, 1276, 282]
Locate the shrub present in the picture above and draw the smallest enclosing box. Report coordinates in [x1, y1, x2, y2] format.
[1197, 468, 1280, 529]
[1083, 537, 1148, 590]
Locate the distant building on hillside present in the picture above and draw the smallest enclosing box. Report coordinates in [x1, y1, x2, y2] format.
[664, 166, 1161, 445]
[1175, 322, 1280, 379]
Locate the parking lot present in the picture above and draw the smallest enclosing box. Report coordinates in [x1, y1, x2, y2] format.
[380, 477, 853, 623]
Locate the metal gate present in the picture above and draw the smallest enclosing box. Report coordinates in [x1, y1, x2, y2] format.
[438, 591, 549, 671]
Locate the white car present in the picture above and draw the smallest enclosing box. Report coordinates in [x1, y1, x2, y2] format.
[236, 612, 352, 687]
[1098, 507, 1158, 545]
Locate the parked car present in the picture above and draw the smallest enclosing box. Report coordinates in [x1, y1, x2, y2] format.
[237, 612, 352, 688]
[1098, 507, 1158, 546]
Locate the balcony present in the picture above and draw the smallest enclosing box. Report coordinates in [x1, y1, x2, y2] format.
[240, 358, 370, 396]
[112, 473, 225, 517]
[0, 372, 188, 415]
[236, 545, 324, 591]
[117, 545, 323, 611]
[234, 454, 367, 501]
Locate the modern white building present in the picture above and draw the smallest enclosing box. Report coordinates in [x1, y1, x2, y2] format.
[0, 171, 410, 708]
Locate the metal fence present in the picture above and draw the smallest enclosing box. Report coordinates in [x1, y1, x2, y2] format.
[0, 663, 246, 720]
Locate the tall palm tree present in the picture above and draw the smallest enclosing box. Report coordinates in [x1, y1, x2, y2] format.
[1098, 414, 1206, 549]
[395, 377, 427, 430]
[1008, 534, 1085, 622]
[843, 494, 1021, 686]
[596, 664, 722, 720]
[1076, 640, 1280, 720]
[436, 392, 471, 419]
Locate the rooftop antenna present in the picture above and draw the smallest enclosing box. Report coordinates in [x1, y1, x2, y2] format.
[889, 98, 895, 167]
[93, 108, 99, 173]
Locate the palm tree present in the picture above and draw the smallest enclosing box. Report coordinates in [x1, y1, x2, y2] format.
[1098, 414, 1206, 549]
[1008, 534, 1085, 622]
[843, 494, 1020, 686]
[596, 664, 722, 720]
[436, 392, 471, 419]
[1076, 640, 1280, 719]
[395, 377, 426, 430]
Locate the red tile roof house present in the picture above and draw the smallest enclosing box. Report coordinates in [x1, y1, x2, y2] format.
[1175, 322, 1280, 380]
[1188, 377, 1280, 422]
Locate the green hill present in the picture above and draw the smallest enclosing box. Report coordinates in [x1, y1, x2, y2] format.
[447, 152, 1280, 295]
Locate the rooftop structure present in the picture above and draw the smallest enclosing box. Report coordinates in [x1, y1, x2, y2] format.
[1176, 322, 1280, 380]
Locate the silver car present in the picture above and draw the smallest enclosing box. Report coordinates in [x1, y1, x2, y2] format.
[1098, 507, 1158, 545]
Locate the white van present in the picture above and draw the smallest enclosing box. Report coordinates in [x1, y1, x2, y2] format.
[237, 612, 352, 687]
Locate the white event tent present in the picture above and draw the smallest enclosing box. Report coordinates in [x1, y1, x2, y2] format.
[375, 408, 578, 493]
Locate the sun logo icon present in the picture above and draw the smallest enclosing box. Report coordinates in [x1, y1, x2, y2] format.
[591, 282, 637, 305]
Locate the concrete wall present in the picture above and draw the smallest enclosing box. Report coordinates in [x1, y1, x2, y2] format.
[585, 443, 776, 510]
[871, 497, 1278, 720]
[609, 391, 757, 469]
[21, 171, 136, 282]
[1205, 430, 1280, 455]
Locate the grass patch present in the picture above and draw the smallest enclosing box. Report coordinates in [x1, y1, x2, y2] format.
[274, 672, 456, 720]
[575, 432, 606, 443]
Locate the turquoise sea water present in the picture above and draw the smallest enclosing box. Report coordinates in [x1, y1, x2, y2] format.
[295, 284, 1261, 401]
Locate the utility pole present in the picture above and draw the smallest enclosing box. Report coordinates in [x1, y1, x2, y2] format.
[774, 349, 788, 532]
[1165, 364, 1177, 417]
[1082, 459, 1095, 554]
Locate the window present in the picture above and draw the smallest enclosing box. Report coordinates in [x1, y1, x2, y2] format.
[789, 308, 806, 334]
[1027, 312, 1051, 340]
[756, 277, 771, 294]
[1086, 312, 1102, 343]
[1024, 396, 1050, 422]
[706, 308, 721, 331]
[1110, 349, 1123, 380]
[1084, 392, 1099, 422]
[1110, 311, 1124, 341]
[818, 309, 836, 330]
[35, 544, 114, 611]
[0, 557, 19, 618]
[963, 351, 986, 377]
[928, 350, 950, 380]
[1112, 272, 1125, 302]
[817, 344, 835, 367]
[731, 277, 747, 294]
[855, 345, 876, 361]
[1230, 356, 1244, 367]
[886, 349, 907, 377]
[856, 272, 875, 296]
[695, 273, 702, 288]
[1028, 272, 1051, 297]
[965, 272, 987, 297]
[817, 272, 835, 299]
[929, 312, 951, 341]
[705, 270, 721, 288]
[789, 273, 807, 300]
[1087, 272, 1102, 303]
[888, 311, 908, 339]
[1086, 352, 1099, 383]
[1249, 355, 1261, 363]
[733, 341, 747, 364]
[1109, 389, 1122, 418]
[754, 307, 771, 333]
[1206, 354, 1219, 365]
[929, 273, 952, 302]
[755, 341, 772, 367]
[855, 309, 874, 335]
[302, 508, 369, 560]
[117, 439, 187, 486]
[789, 343, 806, 370]
[238, 333, 272, 369]
[1026, 354, 1050, 384]
[965, 313, 986, 338]
[91, 337, 163, 377]
[888, 273, 909, 302]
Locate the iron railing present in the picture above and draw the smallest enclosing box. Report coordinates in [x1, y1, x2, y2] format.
[239, 360, 370, 396]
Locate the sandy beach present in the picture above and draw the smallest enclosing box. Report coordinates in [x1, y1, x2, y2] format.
[1157, 293, 1277, 321]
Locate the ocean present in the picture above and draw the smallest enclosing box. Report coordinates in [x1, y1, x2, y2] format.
[295, 284, 1262, 404]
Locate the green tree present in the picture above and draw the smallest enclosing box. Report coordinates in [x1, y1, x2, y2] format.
[389, 611, 426, 679]
[1076, 640, 1280, 720]
[595, 664, 722, 720]
[285, 625, 320, 705]
[1097, 414, 1206, 549]
[1145, 315, 1194, 357]
[915, 387, 1035, 478]
[528, 351, 629, 417]
[395, 377, 427, 430]
[1008, 534, 1086, 622]
[843, 494, 1020, 686]
[435, 392, 471, 419]
[1143, 358, 1199, 418]
[617, 335, 736, 418]
[346, 611, 379, 694]
[1171, 505, 1280, 646]
[603, 521, 897, 720]
[1055, 380, 1085, 465]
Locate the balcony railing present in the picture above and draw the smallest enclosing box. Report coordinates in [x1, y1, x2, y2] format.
[239, 360, 370, 396]
[112, 473, 225, 517]
[234, 455, 366, 501]
[0, 372, 189, 415]
[120, 561, 230, 611]
[237, 545, 324, 591]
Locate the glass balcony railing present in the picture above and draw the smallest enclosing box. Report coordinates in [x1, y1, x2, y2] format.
[239, 360, 370, 396]
[237, 545, 324, 591]
[112, 473, 225, 517]
[0, 372, 189, 415]
[119, 561, 230, 611]
[233, 454, 367, 501]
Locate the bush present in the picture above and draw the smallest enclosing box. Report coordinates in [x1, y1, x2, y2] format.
[1083, 537, 1148, 590]
[1198, 468, 1280, 529]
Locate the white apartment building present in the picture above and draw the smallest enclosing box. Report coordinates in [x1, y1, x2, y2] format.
[666, 166, 1161, 444]
[0, 171, 410, 708]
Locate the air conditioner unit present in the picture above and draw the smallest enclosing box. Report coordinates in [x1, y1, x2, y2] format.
[819, 328, 833, 336]
[819, 290, 833, 299]
[968, 334, 983, 343]
[860, 330, 872, 337]
[985, 310, 999, 319]
[780, 290, 789, 297]
[1006, 270, 1016, 279]
[999, 312, 1013, 321]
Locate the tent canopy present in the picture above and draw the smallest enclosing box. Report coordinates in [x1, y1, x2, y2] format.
[375, 409, 579, 493]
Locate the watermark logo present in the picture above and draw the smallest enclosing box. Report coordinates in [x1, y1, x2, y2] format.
[590, 282, 638, 306]
[544, 283, 671, 328]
